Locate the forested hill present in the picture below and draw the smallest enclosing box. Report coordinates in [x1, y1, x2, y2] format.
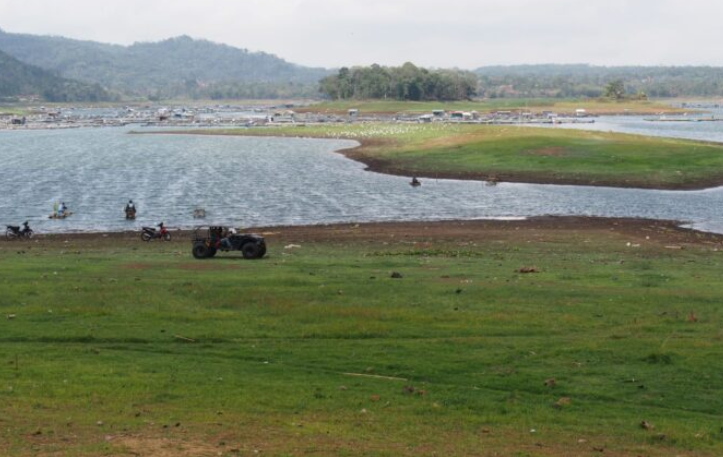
[475, 64, 723, 98]
[0, 29, 330, 98]
[0, 48, 110, 102]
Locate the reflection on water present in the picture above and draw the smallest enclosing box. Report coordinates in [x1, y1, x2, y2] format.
[0, 126, 722, 234]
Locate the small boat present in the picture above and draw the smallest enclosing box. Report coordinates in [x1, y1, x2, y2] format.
[410, 178, 422, 187]
[193, 208, 206, 219]
[49, 212, 73, 220]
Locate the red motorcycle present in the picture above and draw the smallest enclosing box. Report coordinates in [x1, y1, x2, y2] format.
[141, 222, 171, 241]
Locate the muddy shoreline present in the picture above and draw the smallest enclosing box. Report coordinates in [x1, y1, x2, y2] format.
[17, 217, 723, 246]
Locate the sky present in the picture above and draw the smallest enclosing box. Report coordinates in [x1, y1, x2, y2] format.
[0, 0, 721, 69]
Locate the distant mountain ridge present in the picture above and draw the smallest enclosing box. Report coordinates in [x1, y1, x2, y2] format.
[0, 47, 110, 102]
[0, 29, 330, 98]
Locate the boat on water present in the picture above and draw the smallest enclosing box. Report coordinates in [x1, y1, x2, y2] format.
[49, 212, 73, 220]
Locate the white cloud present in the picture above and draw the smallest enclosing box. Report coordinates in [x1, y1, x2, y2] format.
[0, 0, 722, 68]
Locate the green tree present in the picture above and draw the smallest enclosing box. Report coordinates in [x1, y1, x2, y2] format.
[318, 63, 477, 101]
[604, 79, 626, 100]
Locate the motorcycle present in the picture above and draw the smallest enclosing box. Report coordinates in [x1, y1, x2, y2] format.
[6, 221, 34, 240]
[141, 222, 171, 241]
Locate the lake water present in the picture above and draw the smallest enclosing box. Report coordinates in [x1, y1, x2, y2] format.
[551, 109, 723, 143]
[1, 123, 723, 234]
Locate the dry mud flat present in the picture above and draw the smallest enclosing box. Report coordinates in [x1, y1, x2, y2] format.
[28, 216, 723, 248]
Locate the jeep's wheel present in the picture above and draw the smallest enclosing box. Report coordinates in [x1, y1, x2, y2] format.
[192, 243, 209, 259]
[242, 242, 262, 259]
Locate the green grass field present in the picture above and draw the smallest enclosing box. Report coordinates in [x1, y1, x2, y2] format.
[0, 106, 28, 116]
[197, 123, 723, 189]
[2, 221, 723, 456]
[298, 99, 683, 115]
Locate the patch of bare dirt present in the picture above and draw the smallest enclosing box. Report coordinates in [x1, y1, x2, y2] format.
[122, 263, 153, 270]
[256, 217, 723, 247]
[175, 263, 240, 271]
[522, 146, 568, 157]
[111, 436, 219, 457]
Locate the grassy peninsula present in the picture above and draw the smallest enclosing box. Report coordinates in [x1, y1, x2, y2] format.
[191, 123, 723, 189]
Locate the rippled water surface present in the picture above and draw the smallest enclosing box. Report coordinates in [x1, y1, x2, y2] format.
[1, 124, 723, 233]
[552, 108, 723, 142]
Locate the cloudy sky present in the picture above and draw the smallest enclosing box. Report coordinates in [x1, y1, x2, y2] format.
[0, 0, 720, 68]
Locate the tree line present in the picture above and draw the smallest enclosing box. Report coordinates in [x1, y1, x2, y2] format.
[475, 64, 723, 98]
[319, 63, 478, 101]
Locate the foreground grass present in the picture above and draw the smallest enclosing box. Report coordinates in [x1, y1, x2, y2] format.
[1, 222, 723, 456]
[298, 98, 683, 115]
[198, 123, 723, 189]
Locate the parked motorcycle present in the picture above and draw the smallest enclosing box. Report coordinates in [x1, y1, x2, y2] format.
[6, 221, 34, 240]
[141, 222, 171, 241]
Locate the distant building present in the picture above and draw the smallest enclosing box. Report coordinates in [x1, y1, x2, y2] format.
[271, 110, 296, 123]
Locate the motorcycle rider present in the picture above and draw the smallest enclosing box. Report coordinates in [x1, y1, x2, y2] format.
[148, 222, 165, 235]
